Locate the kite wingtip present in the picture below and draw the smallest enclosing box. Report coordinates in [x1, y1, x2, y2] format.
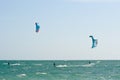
[89, 35, 93, 37]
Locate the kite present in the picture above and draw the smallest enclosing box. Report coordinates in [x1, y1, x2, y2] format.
[35, 22, 40, 33]
[89, 35, 98, 48]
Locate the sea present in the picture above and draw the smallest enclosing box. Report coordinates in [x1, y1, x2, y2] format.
[0, 60, 120, 80]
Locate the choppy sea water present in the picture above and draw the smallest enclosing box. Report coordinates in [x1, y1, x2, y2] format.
[0, 60, 120, 80]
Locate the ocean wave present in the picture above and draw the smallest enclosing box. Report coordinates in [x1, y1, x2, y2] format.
[96, 61, 101, 64]
[34, 64, 42, 66]
[56, 65, 68, 68]
[3, 63, 8, 65]
[55, 64, 82, 68]
[1, 78, 6, 80]
[17, 74, 26, 77]
[36, 72, 47, 75]
[81, 63, 95, 67]
[11, 63, 21, 66]
[99, 77, 106, 80]
[22, 66, 31, 70]
[69, 65, 81, 67]
[3, 63, 21, 66]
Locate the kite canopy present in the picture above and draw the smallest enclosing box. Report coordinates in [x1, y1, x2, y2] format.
[35, 22, 40, 33]
[89, 35, 98, 48]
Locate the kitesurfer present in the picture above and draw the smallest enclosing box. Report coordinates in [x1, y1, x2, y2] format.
[53, 62, 56, 67]
[89, 61, 91, 64]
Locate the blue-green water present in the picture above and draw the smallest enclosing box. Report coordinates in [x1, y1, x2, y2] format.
[0, 60, 120, 80]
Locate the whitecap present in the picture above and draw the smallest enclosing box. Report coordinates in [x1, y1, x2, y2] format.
[3, 63, 8, 65]
[11, 63, 20, 66]
[100, 77, 106, 80]
[96, 61, 101, 64]
[3, 63, 21, 66]
[81, 63, 95, 67]
[56, 65, 67, 68]
[36, 72, 47, 75]
[17, 74, 26, 77]
[69, 65, 81, 67]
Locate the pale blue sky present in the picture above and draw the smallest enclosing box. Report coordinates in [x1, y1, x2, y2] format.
[0, 0, 120, 60]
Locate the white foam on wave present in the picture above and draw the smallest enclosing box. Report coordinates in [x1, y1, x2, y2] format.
[56, 65, 67, 68]
[69, 65, 81, 67]
[100, 77, 106, 80]
[81, 63, 95, 67]
[17, 74, 26, 77]
[96, 61, 101, 64]
[3, 63, 8, 65]
[3, 63, 21, 66]
[36, 72, 47, 75]
[11, 63, 21, 66]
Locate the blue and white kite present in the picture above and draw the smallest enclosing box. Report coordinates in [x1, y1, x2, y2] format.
[35, 22, 40, 33]
[89, 35, 98, 48]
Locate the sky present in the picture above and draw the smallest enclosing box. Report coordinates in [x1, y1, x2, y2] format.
[0, 0, 120, 60]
